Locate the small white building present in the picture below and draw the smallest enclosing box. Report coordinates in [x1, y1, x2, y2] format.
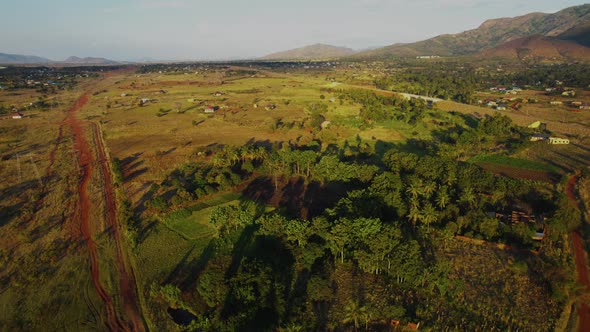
[204, 106, 216, 113]
[12, 113, 24, 119]
[548, 137, 570, 145]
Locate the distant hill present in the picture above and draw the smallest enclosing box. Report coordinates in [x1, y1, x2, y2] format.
[351, 4, 590, 59]
[261, 44, 356, 60]
[478, 35, 590, 61]
[0, 52, 51, 64]
[62, 56, 119, 65]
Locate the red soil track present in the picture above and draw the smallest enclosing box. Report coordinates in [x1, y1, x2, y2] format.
[64, 89, 143, 331]
[65, 93, 127, 331]
[91, 122, 145, 331]
[567, 174, 590, 332]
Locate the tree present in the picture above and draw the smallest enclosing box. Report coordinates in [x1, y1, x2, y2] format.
[435, 187, 450, 209]
[421, 203, 438, 230]
[327, 221, 351, 263]
[422, 181, 437, 199]
[459, 187, 477, 209]
[406, 182, 422, 200]
[407, 206, 421, 227]
[342, 300, 364, 331]
[283, 219, 312, 247]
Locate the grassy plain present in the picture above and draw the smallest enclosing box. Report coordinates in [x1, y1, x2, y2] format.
[0, 82, 111, 330]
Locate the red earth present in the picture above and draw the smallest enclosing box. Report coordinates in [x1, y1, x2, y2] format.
[62, 84, 144, 331]
[567, 174, 590, 332]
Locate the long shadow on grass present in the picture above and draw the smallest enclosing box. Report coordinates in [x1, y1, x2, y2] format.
[220, 231, 295, 331]
[163, 242, 199, 286]
[178, 241, 216, 292]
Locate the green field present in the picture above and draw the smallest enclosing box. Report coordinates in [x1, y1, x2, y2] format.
[161, 192, 239, 236]
[468, 154, 560, 173]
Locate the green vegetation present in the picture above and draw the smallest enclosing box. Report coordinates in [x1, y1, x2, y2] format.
[469, 154, 560, 173]
[2, 59, 588, 331]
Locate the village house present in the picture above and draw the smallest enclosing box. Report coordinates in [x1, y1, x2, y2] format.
[265, 104, 277, 110]
[580, 105, 590, 110]
[548, 137, 570, 145]
[11, 112, 24, 119]
[204, 105, 218, 113]
[549, 101, 563, 105]
[213, 91, 223, 97]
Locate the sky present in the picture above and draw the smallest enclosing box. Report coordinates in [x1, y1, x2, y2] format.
[0, 0, 587, 61]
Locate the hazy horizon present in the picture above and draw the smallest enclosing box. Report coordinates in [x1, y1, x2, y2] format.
[0, 0, 587, 61]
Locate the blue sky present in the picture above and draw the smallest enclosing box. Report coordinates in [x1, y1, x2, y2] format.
[0, 0, 587, 61]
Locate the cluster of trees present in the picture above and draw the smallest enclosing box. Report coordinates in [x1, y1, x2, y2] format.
[374, 65, 478, 103]
[145, 133, 576, 330]
[339, 89, 428, 125]
[435, 113, 531, 159]
[507, 63, 590, 89]
[147, 161, 244, 211]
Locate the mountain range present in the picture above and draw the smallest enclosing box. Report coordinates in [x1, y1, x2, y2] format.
[261, 44, 356, 60]
[263, 4, 590, 61]
[0, 53, 119, 65]
[0, 53, 51, 64]
[478, 34, 590, 61]
[350, 3, 590, 60]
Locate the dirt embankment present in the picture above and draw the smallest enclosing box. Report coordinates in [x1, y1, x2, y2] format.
[567, 174, 590, 332]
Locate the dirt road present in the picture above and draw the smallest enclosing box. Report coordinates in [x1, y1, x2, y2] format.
[91, 122, 145, 331]
[58, 80, 144, 331]
[65, 92, 128, 331]
[566, 174, 590, 332]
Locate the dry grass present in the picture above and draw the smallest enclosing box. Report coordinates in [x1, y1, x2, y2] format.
[0, 83, 108, 330]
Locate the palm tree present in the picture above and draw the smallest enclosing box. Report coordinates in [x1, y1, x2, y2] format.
[435, 188, 450, 209]
[445, 172, 457, 186]
[459, 187, 477, 208]
[406, 183, 421, 200]
[360, 306, 373, 331]
[278, 324, 303, 332]
[422, 181, 437, 199]
[211, 153, 229, 168]
[407, 206, 422, 227]
[342, 300, 364, 331]
[223, 146, 239, 165]
[409, 196, 420, 210]
[254, 146, 268, 161]
[421, 203, 439, 231]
